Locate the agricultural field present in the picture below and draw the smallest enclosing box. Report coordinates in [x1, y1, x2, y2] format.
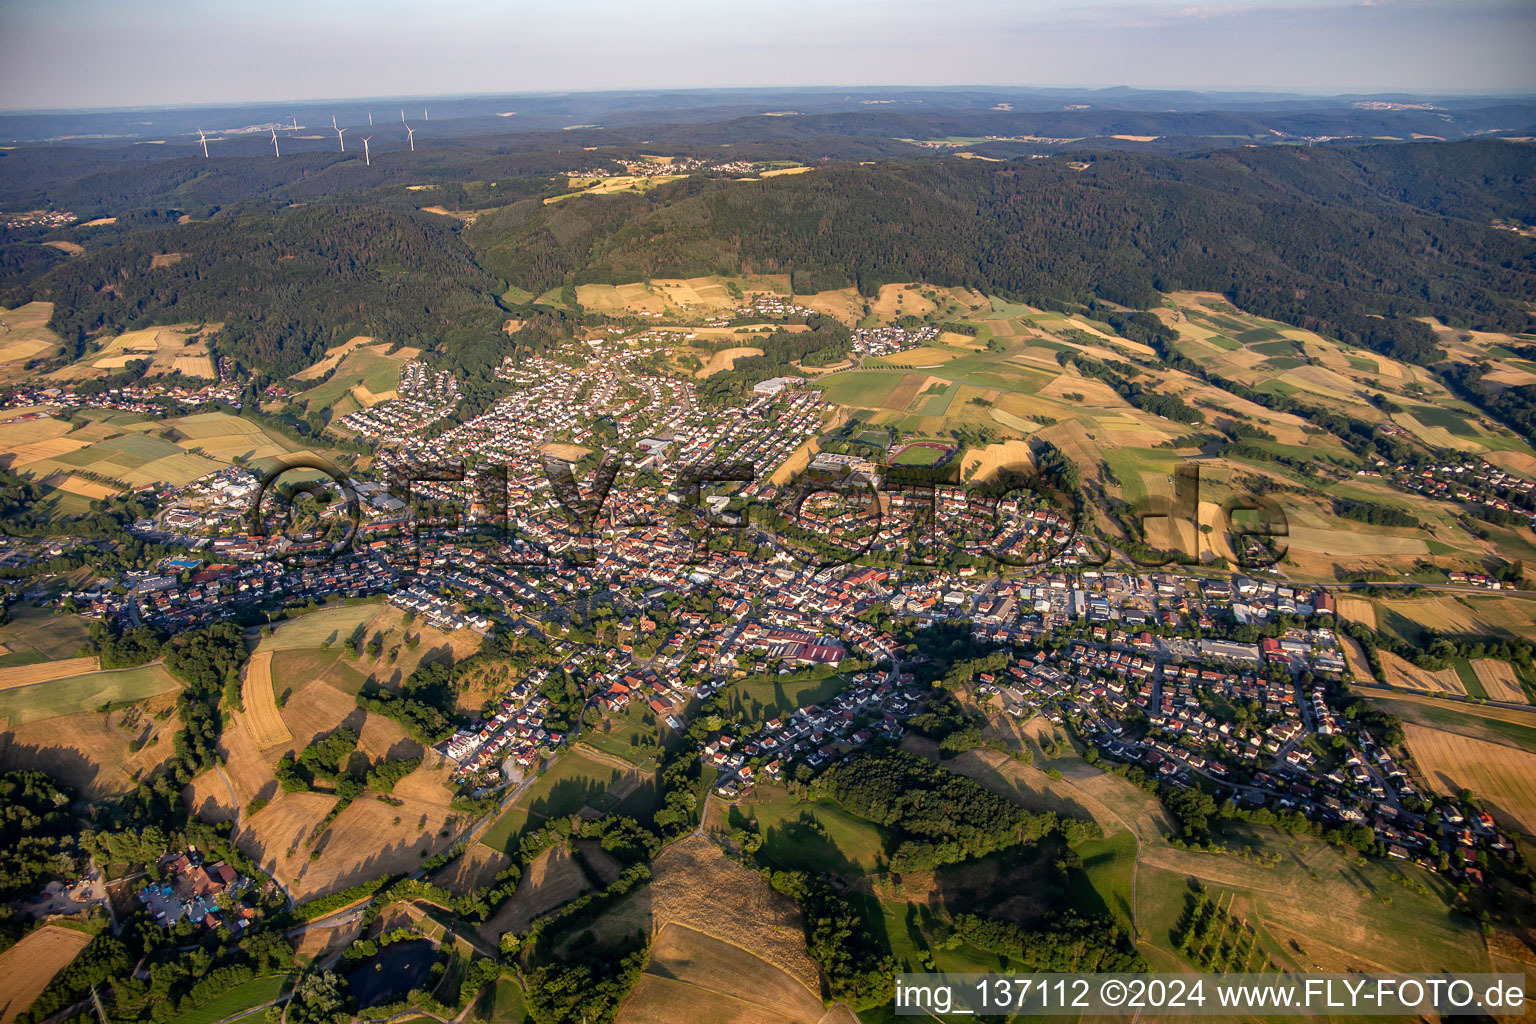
[475, 843, 592, 943]
[0, 655, 98, 691]
[240, 652, 293, 749]
[0, 662, 180, 725]
[165, 974, 292, 1024]
[253, 603, 389, 653]
[563, 836, 820, 993]
[906, 718, 1487, 977]
[1404, 724, 1536, 835]
[617, 923, 828, 1024]
[0, 925, 93, 1024]
[291, 336, 378, 381]
[294, 344, 407, 417]
[48, 323, 215, 380]
[693, 346, 764, 378]
[579, 701, 667, 770]
[480, 749, 651, 853]
[14, 426, 221, 492]
[160, 411, 302, 461]
[0, 690, 181, 799]
[728, 785, 890, 878]
[0, 303, 65, 380]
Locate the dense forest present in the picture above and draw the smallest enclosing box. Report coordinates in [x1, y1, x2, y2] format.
[7, 203, 502, 377]
[0, 140, 1529, 387]
[466, 142, 1535, 363]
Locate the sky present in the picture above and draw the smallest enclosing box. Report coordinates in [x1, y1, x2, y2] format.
[1, 0, 1533, 110]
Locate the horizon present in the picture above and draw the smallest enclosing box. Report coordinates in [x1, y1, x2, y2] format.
[6, 82, 1536, 118]
[2, 0, 1534, 112]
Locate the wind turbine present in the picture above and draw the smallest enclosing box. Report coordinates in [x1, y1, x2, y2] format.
[368, 111, 373, 126]
[361, 136, 372, 166]
[270, 127, 280, 158]
[197, 127, 209, 158]
[332, 115, 347, 152]
[423, 107, 429, 121]
[404, 125, 415, 152]
[400, 108, 405, 123]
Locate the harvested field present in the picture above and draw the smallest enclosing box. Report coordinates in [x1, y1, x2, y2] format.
[617, 923, 826, 1024]
[1380, 652, 1467, 696]
[650, 837, 818, 990]
[1340, 635, 1376, 683]
[0, 925, 93, 1024]
[574, 840, 624, 885]
[295, 769, 458, 899]
[960, 439, 1034, 482]
[477, 844, 592, 942]
[694, 347, 764, 378]
[1404, 724, 1536, 835]
[241, 652, 292, 749]
[0, 664, 178, 726]
[435, 843, 512, 896]
[0, 656, 98, 691]
[43, 474, 119, 500]
[1335, 596, 1378, 630]
[1470, 660, 1529, 704]
[0, 695, 180, 800]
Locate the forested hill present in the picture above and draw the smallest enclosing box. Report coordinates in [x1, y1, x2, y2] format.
[465, 142, 1536, 364]
[2, 140, 1531, 380]
[18, 204, 502, 377]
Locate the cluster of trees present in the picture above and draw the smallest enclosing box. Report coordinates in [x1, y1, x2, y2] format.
[1331, 497, 1422, 529]
[763, 868, 894, 1008]
[0, 771, 76, 911]
[357, 660, 461, 743]
[812, 750, 1068, 870]
[1058, 351, 1205, 425]
[955, 912, 1143, 972]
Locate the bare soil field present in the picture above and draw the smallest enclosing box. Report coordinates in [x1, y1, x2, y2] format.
[0, 656, 98, 692]
[0, 925, 93, 1024]
[617, 923, 826, 1024]
[1404, 724, 1536, 835]
[241, 652, 293, 749]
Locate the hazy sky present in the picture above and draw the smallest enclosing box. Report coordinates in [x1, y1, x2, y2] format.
[1, 0, 1533, 110]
